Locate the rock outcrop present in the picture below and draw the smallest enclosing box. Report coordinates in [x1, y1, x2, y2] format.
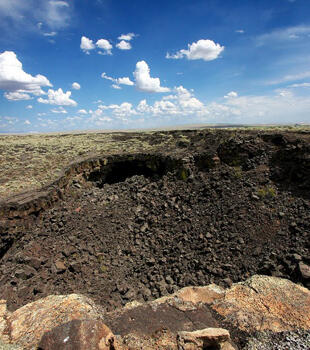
[0, 275, 309, 349]
[0, 294, 104, 349]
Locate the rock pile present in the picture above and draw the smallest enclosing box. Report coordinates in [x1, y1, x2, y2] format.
[0, 276, 309, 349]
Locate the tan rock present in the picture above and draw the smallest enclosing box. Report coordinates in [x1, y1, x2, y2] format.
[151, 284, 225, 307]
[176, 284, 225, 305]
[121, 330, 177, 350]
[177, 328, 230, 349]
[299, 262, 310, 280]
[38, 319, 118, 350]
[212, 275, 310, 332]
[0, 300, 11, 342]
[6, 294, 104, 349]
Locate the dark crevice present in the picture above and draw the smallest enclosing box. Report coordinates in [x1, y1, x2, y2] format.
[87, 155, 186, 187]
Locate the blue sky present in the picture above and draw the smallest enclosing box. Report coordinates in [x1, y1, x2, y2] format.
[0, 0, 310, 133]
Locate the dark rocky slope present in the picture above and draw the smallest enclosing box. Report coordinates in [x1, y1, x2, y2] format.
[0, 129, 309, 312]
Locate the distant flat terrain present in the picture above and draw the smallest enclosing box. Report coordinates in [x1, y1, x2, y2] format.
[0, 125, 309, 200]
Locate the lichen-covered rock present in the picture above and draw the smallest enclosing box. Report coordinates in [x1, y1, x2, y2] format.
[212, 275, 310, 332]
[3, 294, 104, 349]
[0, 339, 22, 350]
[0, 300, 10, 343]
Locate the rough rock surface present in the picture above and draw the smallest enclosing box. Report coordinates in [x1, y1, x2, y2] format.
[0, 276, 309, 349]
[0, 130, 309, 349]
[177, 328, 231, 349]
[0, 131, 309, 313]
[38, 320, 116, 350]
[0, 294, 103, 349]
[212, 275, 310, 332]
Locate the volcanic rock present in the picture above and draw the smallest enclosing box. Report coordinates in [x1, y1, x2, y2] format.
[0, 294, 104, 349]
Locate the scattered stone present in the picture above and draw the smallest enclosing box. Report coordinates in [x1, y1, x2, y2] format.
[54, 260, 66, 273]
[299, 262, 310, 280]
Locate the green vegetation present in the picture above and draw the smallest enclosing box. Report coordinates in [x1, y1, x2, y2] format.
[232, 166, 243, 179]
[257, 186, 277, 199]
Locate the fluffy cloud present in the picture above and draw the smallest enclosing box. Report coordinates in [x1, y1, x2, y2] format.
[117, 77, 134, 86]
[205, 90, 310, 123]
[37, 88, 77, 106]
[72, 82, 81, 90]
[94, 102, 137, 120]
[101, 73, 134, 88]
[118, 33, 136, 41]
[96, 39, 112, 55]
[80, 36, 95, 53]
[166, 39, 224, 62]
[43, 31, 57, 37]
[224, 91, 238, 98]
[77, 109, 88, 114]
[136, 86, 206, 117]
[116, 40, 131, 50]
[51, 106, 67, 113]
[133, 61, 170, 93]
[24, 120, 31, 125]
[4, 91, 32, 101]
[0, 51, 52, 98]
[26, 105, 33, 109]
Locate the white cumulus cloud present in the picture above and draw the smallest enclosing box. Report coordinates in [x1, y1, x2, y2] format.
[135, 86, 206, 118]
[4, 91, 32, 101]
[72, 82, 81, 90]
[0, 51, 52, 97]
[101, 72, 134, 88]
[96, 39, 112, 55]
[224, 91, 238, 98]
[117, 77, 134, 86]
[26, 105, 33, 109]
[166, 39, 224, 61]
[77, 109, 88, 114]
[37, 88, 77, 106]
[51, 106, 67, 113]
[118, 33, 136, 41]
[43, 31, 57, 37]
[116, 40, 132, 50]
[133, 61, 170, 93]
[80, 36, 95, 53]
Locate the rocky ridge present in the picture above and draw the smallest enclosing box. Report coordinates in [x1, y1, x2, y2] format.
[0, 275, 309, 349]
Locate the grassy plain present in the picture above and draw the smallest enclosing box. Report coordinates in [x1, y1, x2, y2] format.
[0, 125, 309, 200]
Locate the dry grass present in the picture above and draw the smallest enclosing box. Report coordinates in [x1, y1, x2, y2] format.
[0, 131, 175, 200]
[0, 125, 309, 200]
